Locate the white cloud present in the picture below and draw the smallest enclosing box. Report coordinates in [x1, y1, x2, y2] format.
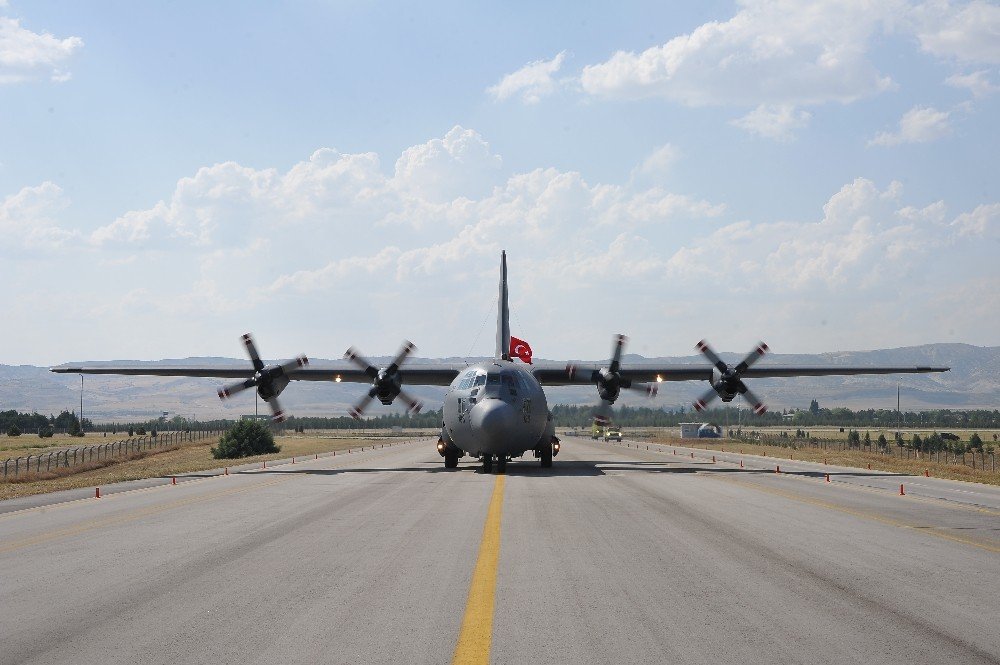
[0, 181, 79, 251]
[910, 0, 1000, 64]
[945, 70, 999, 97]
[487, 51, 567, 104]
[393, 126, 503, 203]
[950, 202, 999, 236]
[868, 106, 952, 146]
[579, 0, 898, 107]
[7, 126, 997, 363]
[730, 104, 812, 140]
[631, 144, 680, 181]
[0, 16, 83, 84]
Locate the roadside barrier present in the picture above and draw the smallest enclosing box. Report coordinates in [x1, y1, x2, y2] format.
[2, 430, 223, 480]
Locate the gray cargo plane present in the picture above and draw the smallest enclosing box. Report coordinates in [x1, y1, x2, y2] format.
[52, 251, 948, 473]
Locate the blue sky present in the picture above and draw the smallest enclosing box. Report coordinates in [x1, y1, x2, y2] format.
[2, 0, 998, 365]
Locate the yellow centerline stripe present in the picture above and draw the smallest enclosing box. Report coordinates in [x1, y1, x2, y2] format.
[712, 475, 1000, 554]
[452, 474, 505, 665]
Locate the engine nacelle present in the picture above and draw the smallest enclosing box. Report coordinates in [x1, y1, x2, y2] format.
[256, 367, 290, 401]
[374, 368, 403, 405]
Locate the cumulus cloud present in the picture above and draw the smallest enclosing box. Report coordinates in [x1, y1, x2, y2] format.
[945, 70, 999, 97]
[393, 126, 503, 203]
[0, 182, 79, 251]
[8, 126, 997, 362]
[579, 0, 897, 106]
[730, 104, 812, 140]
[910, 0, 1000, 64]
[487, 51, 567, 104]
[0, 16, 83, 84]
[868, 106, 952, 146]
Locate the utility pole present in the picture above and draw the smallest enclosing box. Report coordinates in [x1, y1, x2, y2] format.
[79, 374, 84, 434]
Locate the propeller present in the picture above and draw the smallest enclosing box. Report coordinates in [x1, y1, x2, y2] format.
[217, 333, 309, 423]
[566, 334, 659, 425]
[691, 339, 769, 415]
[343, 340, 423, 419]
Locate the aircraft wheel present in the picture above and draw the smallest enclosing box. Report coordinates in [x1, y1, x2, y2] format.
[482, 456, 493, 473]
[444, 449, 459, 468]
[540, 443, 552, 468]
[496, 458, 507, 474]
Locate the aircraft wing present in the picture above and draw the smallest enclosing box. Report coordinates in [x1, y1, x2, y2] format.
[49, 363, 467, 386]
[531, 362, 948, 386]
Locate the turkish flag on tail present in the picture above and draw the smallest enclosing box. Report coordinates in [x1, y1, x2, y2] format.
[510, 337, 533, 364]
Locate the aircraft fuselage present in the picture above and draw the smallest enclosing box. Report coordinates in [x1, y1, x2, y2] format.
[440, 359, 553, 460]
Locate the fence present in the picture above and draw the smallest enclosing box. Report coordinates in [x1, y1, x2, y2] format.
[731, 432, 997, 472]
[2, 430, 222, 480]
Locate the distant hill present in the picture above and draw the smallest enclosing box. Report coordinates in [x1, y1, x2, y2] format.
[2, 343, 996, 421]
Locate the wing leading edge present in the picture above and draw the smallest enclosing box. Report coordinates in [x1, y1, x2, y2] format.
[49, 363, 467, 386]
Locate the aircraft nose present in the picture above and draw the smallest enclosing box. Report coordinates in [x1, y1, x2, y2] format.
[470, 399, 519, 451]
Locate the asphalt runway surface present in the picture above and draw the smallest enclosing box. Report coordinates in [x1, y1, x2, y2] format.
[2, 437, 998, 664]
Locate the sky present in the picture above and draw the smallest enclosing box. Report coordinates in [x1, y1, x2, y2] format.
[1, 0, 998, 366]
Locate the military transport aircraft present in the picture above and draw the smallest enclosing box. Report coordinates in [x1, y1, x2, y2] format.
[52, 251, 948, 473]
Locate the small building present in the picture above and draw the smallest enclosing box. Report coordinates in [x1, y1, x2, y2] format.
[680, 422, 722, 438]
[679, 423, 702, 438]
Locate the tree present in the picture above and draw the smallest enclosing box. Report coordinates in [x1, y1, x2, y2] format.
[970, 433, 983, 450]
[68, 419, 82, 437]
[877, 433, 888, 449]
[211, 420, 280, 459]
[809, 400, 820, 415]
[6, 424, 21, 437]
[911, 433, 922, 450]
[38, 426, 53, 438]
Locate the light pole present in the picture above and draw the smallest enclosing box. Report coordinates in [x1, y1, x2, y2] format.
[79, 374, 84, 435]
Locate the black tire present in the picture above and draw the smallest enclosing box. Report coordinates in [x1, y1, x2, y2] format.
[540, 443, 553, 468]
[482, 456, 493, 473]
[444, 449, 459, 468]
[496, 458, 507, 474]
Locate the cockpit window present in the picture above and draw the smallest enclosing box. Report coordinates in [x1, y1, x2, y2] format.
[474, 374, 487, 387]
[501, 373, 517, 398]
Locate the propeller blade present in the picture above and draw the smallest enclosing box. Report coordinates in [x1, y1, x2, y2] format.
[387, 340, 416, 374]
[397, 388, 423, 414]
[692, 386, 719, 412]
[278, 355, 309, 374]
[266, 397, 287, 423]
[695, 340, 729, 374]
[625, 382, 658, 398]
[242, 333, 265, 372]
[344, 347, 379, 379]
[593, 400, 615, 426]
[218, 377, 256, 400]
[609, 334, 627, 374]
[737, 381, 768, 415]
[348, 387, 378, 420]
[733, 342, 769, 373]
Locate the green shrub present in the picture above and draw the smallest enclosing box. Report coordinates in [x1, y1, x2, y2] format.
[211, 420, 280, 459]
[6, 424, 21, 437]
[136, 427, 146, 436]
[38, 426, 54, 438]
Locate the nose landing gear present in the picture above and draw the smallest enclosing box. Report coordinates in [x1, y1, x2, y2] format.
[480, 455, 507, 474]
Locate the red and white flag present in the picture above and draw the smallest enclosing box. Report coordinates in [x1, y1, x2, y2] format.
[510, 337, 533, 364]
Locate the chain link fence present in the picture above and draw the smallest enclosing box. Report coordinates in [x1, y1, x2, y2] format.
[2, 430, 222, 480]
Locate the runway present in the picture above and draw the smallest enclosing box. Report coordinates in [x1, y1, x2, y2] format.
[1, 437, 998, 664]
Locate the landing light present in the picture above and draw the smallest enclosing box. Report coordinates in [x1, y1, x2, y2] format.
[656, 375, 663, 383]
[335, 375, 342, 382]
[436, 442, 446, 452]
[553, 442, 560, 452]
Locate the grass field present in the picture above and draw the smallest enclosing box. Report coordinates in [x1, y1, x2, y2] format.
[647, 434, 1000, 487]
[0, 433, 430, 502]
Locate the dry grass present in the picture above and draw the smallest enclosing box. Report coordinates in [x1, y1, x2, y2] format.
[0, 434, 422, 502]
[649, 434, 1000, 487]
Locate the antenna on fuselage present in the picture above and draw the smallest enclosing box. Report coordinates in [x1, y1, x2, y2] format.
[496, 250, 510, 361]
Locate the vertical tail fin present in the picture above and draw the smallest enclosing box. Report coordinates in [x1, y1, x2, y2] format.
[496, 250, 510, 361]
